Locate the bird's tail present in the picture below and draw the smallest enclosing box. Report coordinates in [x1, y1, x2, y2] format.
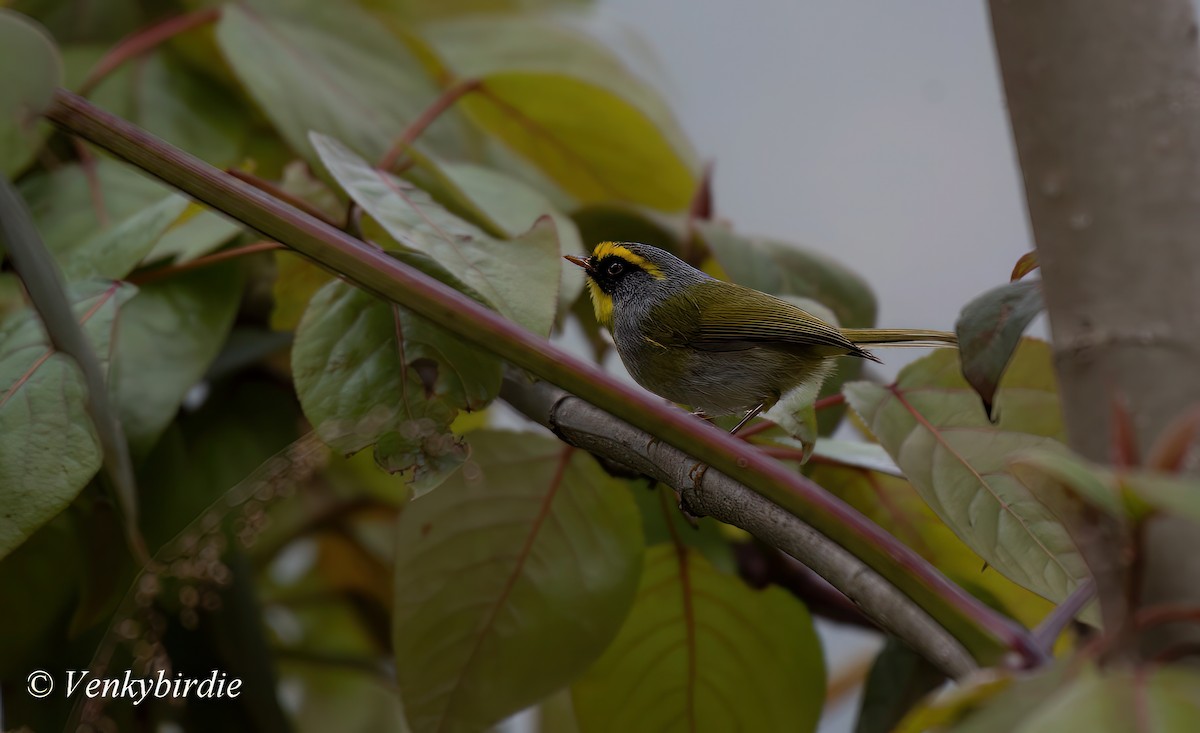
[841, 328, 958, 349]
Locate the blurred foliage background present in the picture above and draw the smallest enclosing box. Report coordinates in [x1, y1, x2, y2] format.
[4, 0, 1194, 731]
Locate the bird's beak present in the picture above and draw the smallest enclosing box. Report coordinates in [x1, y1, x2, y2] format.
[563, 254, 593, 272]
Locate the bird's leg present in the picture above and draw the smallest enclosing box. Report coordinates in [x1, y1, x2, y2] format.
[728, 402, 766, 435]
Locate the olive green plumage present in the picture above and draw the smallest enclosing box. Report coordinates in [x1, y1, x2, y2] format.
[565, 242, 956, 423]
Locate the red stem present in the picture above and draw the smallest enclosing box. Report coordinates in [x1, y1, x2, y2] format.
[79, 8, 222, 95]
[378, 78, 481, 171]
[128, 241, 282, 285]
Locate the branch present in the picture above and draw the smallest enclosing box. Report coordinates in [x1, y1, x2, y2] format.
[44, 88, 1039, 669]
[500, 375, 976, 677]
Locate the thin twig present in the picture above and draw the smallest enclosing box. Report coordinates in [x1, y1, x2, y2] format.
[378, 78, 481, 171]
[1032, 579, 1096, 652]
[129, 241, 282, 285]
[79, 8, 222, 94]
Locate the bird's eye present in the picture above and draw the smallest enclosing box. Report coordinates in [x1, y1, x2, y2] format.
[607, 261, 625, 277]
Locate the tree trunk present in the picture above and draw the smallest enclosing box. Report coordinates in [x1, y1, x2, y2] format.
[988, 0, 1200, 659]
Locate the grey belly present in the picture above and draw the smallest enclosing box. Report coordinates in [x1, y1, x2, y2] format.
[618, 341, 806, 415]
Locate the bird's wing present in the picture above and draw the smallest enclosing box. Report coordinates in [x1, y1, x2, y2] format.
[648, 280, 872, 357]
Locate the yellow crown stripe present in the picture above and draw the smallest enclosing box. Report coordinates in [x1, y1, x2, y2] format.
[592, 241, 665, 279]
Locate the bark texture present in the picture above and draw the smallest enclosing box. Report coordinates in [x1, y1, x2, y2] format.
[989, 0, 1200, 658]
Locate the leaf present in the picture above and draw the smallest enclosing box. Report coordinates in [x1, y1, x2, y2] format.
[414, 15, 698, 210]
[137, 378, 301, 556]
[0, 513, 83, 679]
[631, 484, 735, 575]
[0, 281, 135, 560]
[1010, 449, 1200, 525]
[58, 195, 190, 281]
[854, 638, 945, 733]
[9, 0, 142, 43]
[392, 433, 643, 733]
[110, 261, 245, 456]
[939, 664, 1200, 733]
[1010, 251, 1039, 281]
[89, 50, 250, 168]
[292, 280, 502, 492]
[411, 155, 585, 310]
[810, 464, 1055, 628]
[761, 295, 838, 449]
[572, 203, 681, 254]
[809, 439, 903, 477]
[215, 0, 471, 165]
[20, 158, 241, 267]
[271, 251, 333, 332]
[955, 279, 1044, 416]
[697, 220, 878, 329]
[844, 340, 1090, 605]
[572, 544, 825, 733]
[312, 133, 560, 335]
[0, 10, 62, 177]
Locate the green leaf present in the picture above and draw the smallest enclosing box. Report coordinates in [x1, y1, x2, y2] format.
[293, 280, 502, 492]
[955, 280, 1044, 416]
[0, 281, 135, 560]
[855, 638, 945, 733]
[89, 50, 250, 168]
[1009, 449, 1200, 524]
[809, 463, 1055, 628]
[20, 158, 241, 267]
[414, 15, 698, 209]
[572, 544, 824, 733]
[311, 133, 560, 335]
[9, 0, 142, 43]
[697, 221, 878, 329]
[0, 10, 62, 177]
[392, 433, 643, 732]
[57, 195, 190, 281]
[572, 203, 681, 254]
[271, 250, 333, 332]
[942, 664, 1200, 733]
[631, 484, 735, 575]
[110, 262, 245, 456]
[137, 378, 302, 558]
[844, 340, 1090, 605]
[215, 0, 471, 165]
[0, 513, 83, 679]
[410, 155, 586, 310]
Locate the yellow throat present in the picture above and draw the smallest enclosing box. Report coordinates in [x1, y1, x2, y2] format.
[583, 242, 665, 327]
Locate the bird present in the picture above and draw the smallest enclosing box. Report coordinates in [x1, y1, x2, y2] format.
[565, 241, 957, 434]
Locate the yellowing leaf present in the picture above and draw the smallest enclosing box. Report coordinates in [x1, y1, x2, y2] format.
[414, 16, 698, 210]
